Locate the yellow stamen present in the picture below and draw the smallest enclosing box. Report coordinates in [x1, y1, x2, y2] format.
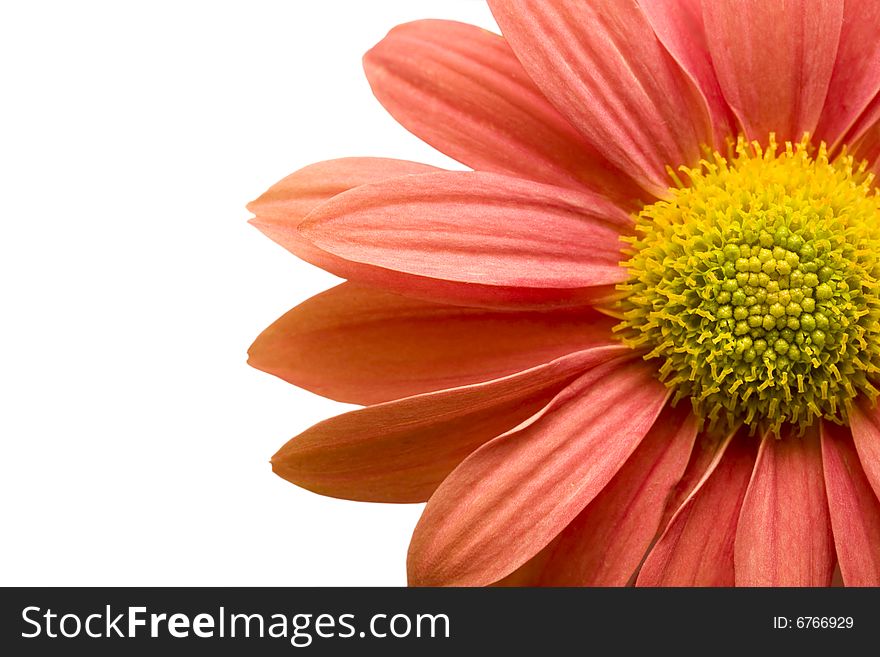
[616, 135, 880, 435]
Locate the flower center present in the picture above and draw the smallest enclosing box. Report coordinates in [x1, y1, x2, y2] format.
[616, 136, 880, 434]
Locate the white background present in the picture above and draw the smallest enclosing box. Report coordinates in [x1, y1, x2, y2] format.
[0, 1, 498, 585]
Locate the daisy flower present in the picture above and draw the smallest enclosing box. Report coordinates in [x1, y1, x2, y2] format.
[247, 0, 880, 586]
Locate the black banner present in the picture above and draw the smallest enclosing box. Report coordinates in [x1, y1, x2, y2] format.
[1, 587, 876, 654]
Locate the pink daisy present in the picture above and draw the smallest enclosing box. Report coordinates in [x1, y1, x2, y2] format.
[248, 0, 880, 586]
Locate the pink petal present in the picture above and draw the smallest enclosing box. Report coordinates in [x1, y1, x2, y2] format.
[815, 0, 880, 148]
[702, 0, 844, 143]
[637, 430, 759, 586]
[848, 95, 880, 175]
[536, 403, 699, 585]
[248, 157, 439, 270]
[656, 432, 724, 534]
[407, 357, 669, 586]
[271, 345, 629, 504]
[847, 397, 880, 502]
[734, 426, 835, 586]
[832, 563, 845, 586]
[822, 421, 880, 586]
[364, 20, 647, 206]
[299, 171, 632, 309]
[491, 552, 552, 587]
[248, 282, 617, 405]
[487, 0, 712, 197]
[637, 0, 736, 146]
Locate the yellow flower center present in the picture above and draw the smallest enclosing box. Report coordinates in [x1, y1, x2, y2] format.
[617, 136, 880, 434]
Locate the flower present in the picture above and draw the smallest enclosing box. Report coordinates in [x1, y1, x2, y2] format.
[247, 0, 880, 586]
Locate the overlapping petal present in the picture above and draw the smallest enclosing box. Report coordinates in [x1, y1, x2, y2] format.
[407, 357, 668, 586]
[249, 282, 617, 405]
[364, 20, 645, 206]
[488, 0, 712, 196]
[815, 0, 880, 147]
[299, 171, 632, 309]
[637, 0, 736, 146]
[248, 157, 439, 270]
[734, 426, 834, 586]
[847, 397, 880, 501]
[655, 432, 724, 533]
[848, 96, 880, 175]
[821, 421, 880, 586]
[534, 403, 698, 586]
[271, 345, 629, 504]
[702, 0, 843, 143]
[637, 430, 759, 586]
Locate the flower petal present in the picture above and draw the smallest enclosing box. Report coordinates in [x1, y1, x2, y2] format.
[495, 405, 699, 588]
[491, 552, 552, 587]
[848, 96, 880, 175]
[299, 171, 632, 309]
[702, 0, 844, 143]
[815, 0, 880, 147]
[248, 157, 440, 269]
[637, 0, 736, 146]
[821, 421, 880, 586]
[656, 432, 724, 534]
[407, 357, 669, 586]
[248, 282, 617, 405]
[271, 345, 629, 504]
[536, 403, 699, 585]
[847, 397, 880, 501]
[363, 20, 646, 206]
[487, 0, 712, 196]
[734, 426, 834, 586]
[637, 430, 759, 586]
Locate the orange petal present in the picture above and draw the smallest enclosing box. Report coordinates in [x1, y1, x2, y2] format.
[638, 0, 736, 147]
[248, 282, 617, 405]
[299, 171, 632, 309]
[363, 20, 647, 207]
[821, 421, 880, 586]
[734, 425, 834, 586]
[846, 91, 880, 175]
[535, 403, 698, 585]
[248, 157, 439, 270]
[656, 431, 724, 534]
[407, 357, 668, 586]
[815, 0, 880, 148]
[702, 0, 843, 143]
[487, 0, 713, 196]
[846, 397, 880, 501]
[637, 429, 759, 586]
[491, 551, 552, 587]
[271, 345, 629, 504]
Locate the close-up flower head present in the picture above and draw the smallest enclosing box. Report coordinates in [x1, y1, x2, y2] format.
[247, 0, 880, 586]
